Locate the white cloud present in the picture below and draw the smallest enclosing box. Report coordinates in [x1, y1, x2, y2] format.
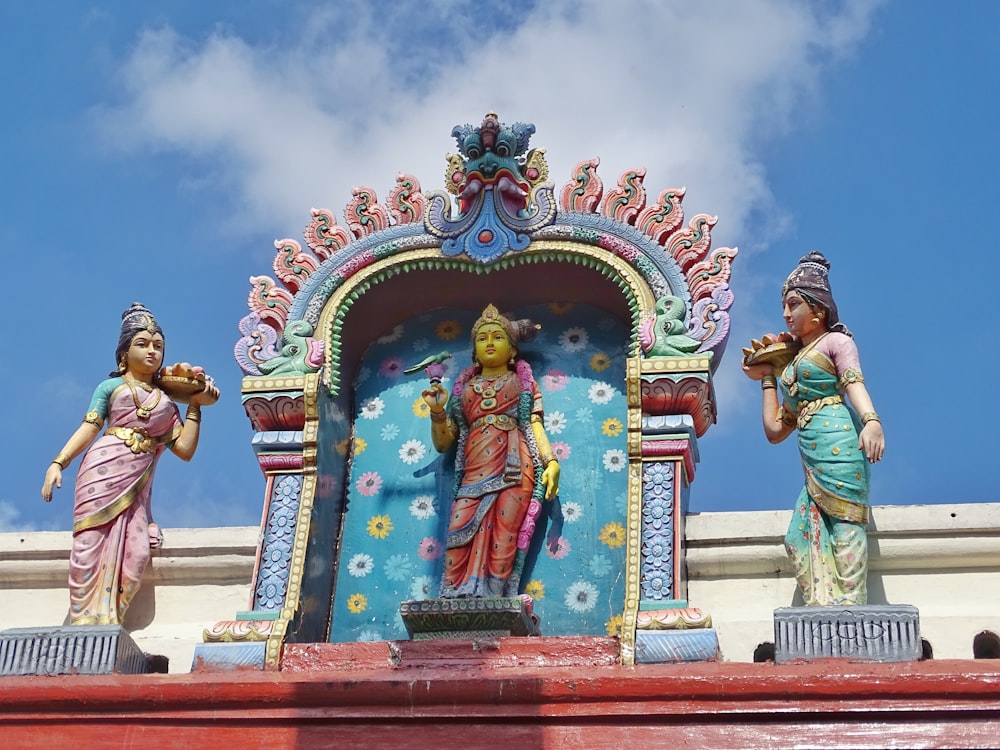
[94, 1, 880, 242]
[0, 500, 37, 533]
[91, 0, 882, 422]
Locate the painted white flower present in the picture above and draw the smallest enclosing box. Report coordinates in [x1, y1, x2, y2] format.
[409, 495, 436, 519]
[564, 580, 599, 613]
[412, 338, 430, 352]
[588, 382, 615, 404]
[377, 324, 404, 344]
[360, 396, 385, 420]
[380, 423, 400, 441]
[399, 439, 427, 465]
[561, 501, 583, 524]
[603, 449, 627, 472]
[559, 326, 589, 352]
[544, 410, 568, 434]
[398, 382, 415, 398]
[347, 553, 374, 578]
[410, 575, 435, 600]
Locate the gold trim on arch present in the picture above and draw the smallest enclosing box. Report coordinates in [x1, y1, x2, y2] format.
[315, 242, 659, 393]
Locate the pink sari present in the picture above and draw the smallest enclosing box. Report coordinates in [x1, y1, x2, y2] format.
[69, 380, 180, 625]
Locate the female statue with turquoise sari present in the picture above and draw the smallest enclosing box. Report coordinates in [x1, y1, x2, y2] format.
[743, 253, 885, 606]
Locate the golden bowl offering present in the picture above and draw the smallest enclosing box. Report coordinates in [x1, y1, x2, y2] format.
[742, 333, 800, 371]
[159, 363, 217, 404]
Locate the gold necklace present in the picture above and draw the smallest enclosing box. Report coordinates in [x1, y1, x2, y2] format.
[781, 332, 829, 398]
[124, 376, 161, 419]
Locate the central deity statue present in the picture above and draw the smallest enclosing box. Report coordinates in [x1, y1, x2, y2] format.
[422, 304, 560, 598]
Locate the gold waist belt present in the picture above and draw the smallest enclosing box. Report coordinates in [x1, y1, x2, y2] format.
[105, 426, 159, 454]
[471, 413, 518, 431]
[797, 394, 843, 430]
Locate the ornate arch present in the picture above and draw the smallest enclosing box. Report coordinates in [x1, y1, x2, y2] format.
[197, 114, 737, 671]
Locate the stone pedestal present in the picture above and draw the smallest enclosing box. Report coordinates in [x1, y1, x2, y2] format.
[774, 605, 921, 664]
[0, 626, 151, 676]
[400, 597, 540, 640]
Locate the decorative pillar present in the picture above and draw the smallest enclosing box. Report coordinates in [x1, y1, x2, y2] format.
[624, 355, 720, 664]
[193, 375, 316, 670]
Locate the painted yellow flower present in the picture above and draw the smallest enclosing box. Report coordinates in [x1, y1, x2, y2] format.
[599, 521, 626, 549]
[590, 352, 611, 372]
[353, 437, 367, 456]
[606, 614, 624, 637]
[367, 514, 393, 539]
[435, 319, 461, 340]
[412, 396, 431, 418]
[547, 301, 574, 315]
[602, 417, 623, 437]
[347, 593, 368, 614]
[524, 579, 545, 600]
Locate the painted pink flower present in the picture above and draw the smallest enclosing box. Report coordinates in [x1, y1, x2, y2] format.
[545, 536, 571, 560]
[356, 471, 383, 496]
[380, 357, 404, 377]
[541, 370, 568, 391]
[418, 537, 443, 560]
[551, 442, 571, 461]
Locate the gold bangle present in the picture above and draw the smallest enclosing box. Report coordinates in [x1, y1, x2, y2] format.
[53, 452, 71, 469]
[761, 375, 777, 391]
[185, 406, 201, 423]
[861, 411, 880, 424]
[540, 453, 555, 466]
[430, 409, 447, 423]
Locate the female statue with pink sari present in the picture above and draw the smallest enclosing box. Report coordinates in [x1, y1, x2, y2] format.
[41, 303, 219, 625]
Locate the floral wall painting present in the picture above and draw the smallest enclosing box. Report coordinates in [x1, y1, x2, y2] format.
[329, 303, 629, 642]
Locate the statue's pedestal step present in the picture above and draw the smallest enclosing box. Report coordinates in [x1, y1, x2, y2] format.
[400, 597, 540, 640]
[0, 625, 151, 676]
[774, 605, 921, 664]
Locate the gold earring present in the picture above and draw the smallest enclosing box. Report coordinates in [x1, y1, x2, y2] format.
[119, 357, 127, 372]
[812, 316, 820, 324]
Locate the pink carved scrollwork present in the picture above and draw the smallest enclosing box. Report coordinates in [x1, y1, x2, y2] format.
[345, 187, 390, 238]
[387, 173, 427, 225]
[600, 168, 647, 225]
[560, 158, 604, 213]
[247, 275, 293, 331]
[687, 246, 738, 304]
[272, 239, 319, 295]
[668, 214, 718, 275]
[304, 208, 352, 261]
[636, 187, 687, 247]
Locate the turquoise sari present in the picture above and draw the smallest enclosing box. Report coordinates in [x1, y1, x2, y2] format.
[780, 333, 869, 605]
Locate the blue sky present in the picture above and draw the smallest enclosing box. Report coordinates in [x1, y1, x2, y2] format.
[2, 1, 995, 532]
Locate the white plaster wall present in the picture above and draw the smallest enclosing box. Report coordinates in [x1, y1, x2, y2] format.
[0, 527, 258, 673]
[2, 503, 997, 671]
[686, 502, 1000, 661]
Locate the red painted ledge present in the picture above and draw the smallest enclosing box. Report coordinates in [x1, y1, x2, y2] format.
[2, 642, 999, 749]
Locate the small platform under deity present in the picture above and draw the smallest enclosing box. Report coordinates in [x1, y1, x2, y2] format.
[400, 597, 541, 640]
